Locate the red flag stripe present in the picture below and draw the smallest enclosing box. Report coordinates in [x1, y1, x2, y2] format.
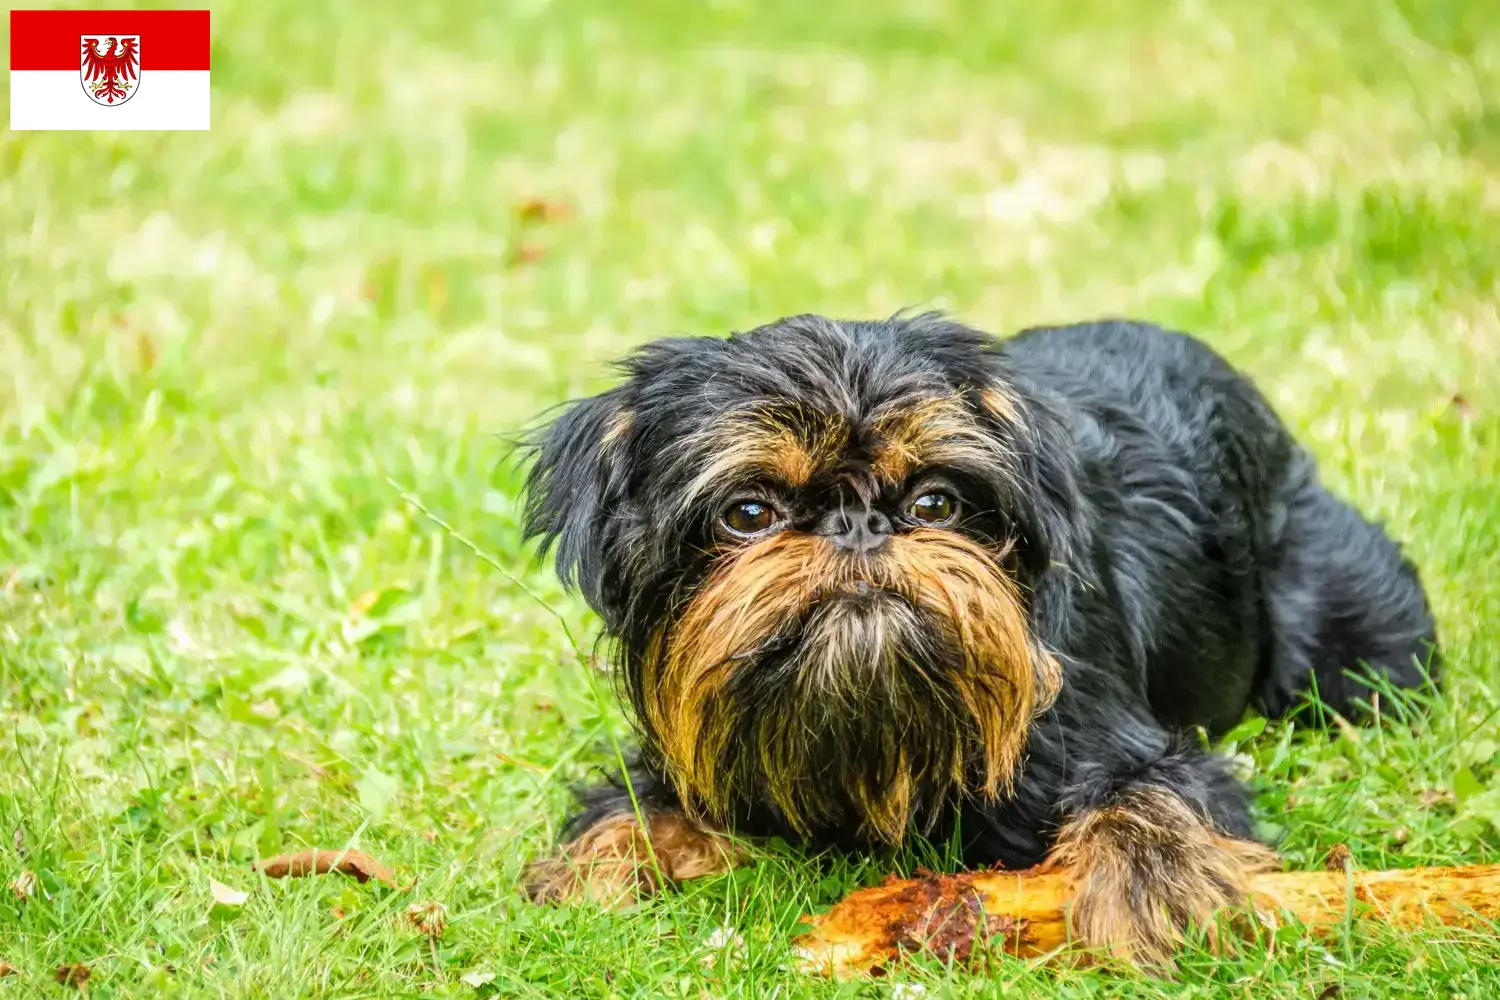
[10, 9, 210, 71]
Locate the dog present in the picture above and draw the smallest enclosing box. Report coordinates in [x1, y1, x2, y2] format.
[518, 314, 1438, 962]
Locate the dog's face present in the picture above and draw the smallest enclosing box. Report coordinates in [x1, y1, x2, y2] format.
[526, 315, 1076, 842]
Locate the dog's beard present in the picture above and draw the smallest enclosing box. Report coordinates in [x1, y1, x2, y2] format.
[639, 529, 1061, 843]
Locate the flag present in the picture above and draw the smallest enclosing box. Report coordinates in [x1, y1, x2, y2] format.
[9, 9, 210, 130]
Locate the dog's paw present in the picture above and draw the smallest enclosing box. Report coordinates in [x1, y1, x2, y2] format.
[1048, 787, 1279, 965]
[522, 849, 653, 908]
[523, 810, 744, 908]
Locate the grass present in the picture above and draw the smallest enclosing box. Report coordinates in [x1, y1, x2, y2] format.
[2, 0, 1499, 995]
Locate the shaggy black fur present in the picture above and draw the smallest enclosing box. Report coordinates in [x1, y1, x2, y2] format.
[523, 315, 1438, 871]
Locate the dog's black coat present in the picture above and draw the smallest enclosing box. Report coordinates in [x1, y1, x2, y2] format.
[526, 315, 1438, 867]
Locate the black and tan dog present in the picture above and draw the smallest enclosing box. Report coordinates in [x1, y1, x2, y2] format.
[519, 314, 1438, 961]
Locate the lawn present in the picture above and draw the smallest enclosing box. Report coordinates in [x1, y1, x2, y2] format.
[2, 0, 1499, 996]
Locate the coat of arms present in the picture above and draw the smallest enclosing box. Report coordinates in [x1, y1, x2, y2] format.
[81, 35, 140, 106]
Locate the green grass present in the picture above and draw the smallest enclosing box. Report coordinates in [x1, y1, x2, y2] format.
[3, 0, 1500, 996]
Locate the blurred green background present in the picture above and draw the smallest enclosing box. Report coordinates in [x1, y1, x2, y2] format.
[2, 1, 1499, 996]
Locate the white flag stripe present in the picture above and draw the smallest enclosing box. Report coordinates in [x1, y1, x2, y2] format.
[9, 70, 209, 130]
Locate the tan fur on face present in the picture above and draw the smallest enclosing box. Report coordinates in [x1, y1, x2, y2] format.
[523, 809, 744, 908]
[683, 407, 847, 500]
[1047, 787, 1280, 964]
[870, 391, 1016, 484]
[643, 529, 1060, 839]
[980, 384, 1019, 424]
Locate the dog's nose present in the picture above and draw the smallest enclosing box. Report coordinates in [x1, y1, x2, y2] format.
[827, 508, 891, 555]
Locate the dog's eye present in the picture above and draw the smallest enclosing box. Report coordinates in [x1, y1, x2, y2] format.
[906, 492, 956, 526]
[722, 500, 778, 536]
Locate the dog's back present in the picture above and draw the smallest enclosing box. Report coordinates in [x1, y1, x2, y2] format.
[999, 320, 1437, 728]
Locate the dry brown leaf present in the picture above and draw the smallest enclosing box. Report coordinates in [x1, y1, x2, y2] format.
[253, 848, 399, 887]
[0, 961, 18, 977]
[515, 197, 574, 224]
[55, 963, 90, 988]
[1322, 843, 1354, 872]
[9, 871, 38, 900]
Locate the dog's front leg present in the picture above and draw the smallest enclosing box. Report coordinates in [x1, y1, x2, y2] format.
[523, 784, 745, 907]
[1045, 745, 1279, 964]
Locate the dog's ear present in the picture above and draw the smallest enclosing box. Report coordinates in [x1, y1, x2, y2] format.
[980, 383, 1085, 581]
[523, 388, 634, 626]
[1014, 405, 1084, 577]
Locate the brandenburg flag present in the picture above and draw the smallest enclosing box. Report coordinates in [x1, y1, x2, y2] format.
[9, 9, 210, 130]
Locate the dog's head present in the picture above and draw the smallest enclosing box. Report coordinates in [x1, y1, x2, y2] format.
[524, 314, 1078, 842]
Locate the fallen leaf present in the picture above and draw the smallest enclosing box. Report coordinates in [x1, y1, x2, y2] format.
[460, 970, 496, 988]
[1420, 788, 1457, 808]
[210, 878, 249, 908]
[1323, 844, 1354, 872]
[1317, 986, 1342, 1000]
[253, 848, 399, 887]
[9, 871, 38, 900]
[0, 961, 17, 977]
[515, 197, 573, 224]
[55, 963, 90, 988]
[405, 900, 448, 937]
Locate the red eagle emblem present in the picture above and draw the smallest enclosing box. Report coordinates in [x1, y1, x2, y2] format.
[80, 35, 141, 106]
